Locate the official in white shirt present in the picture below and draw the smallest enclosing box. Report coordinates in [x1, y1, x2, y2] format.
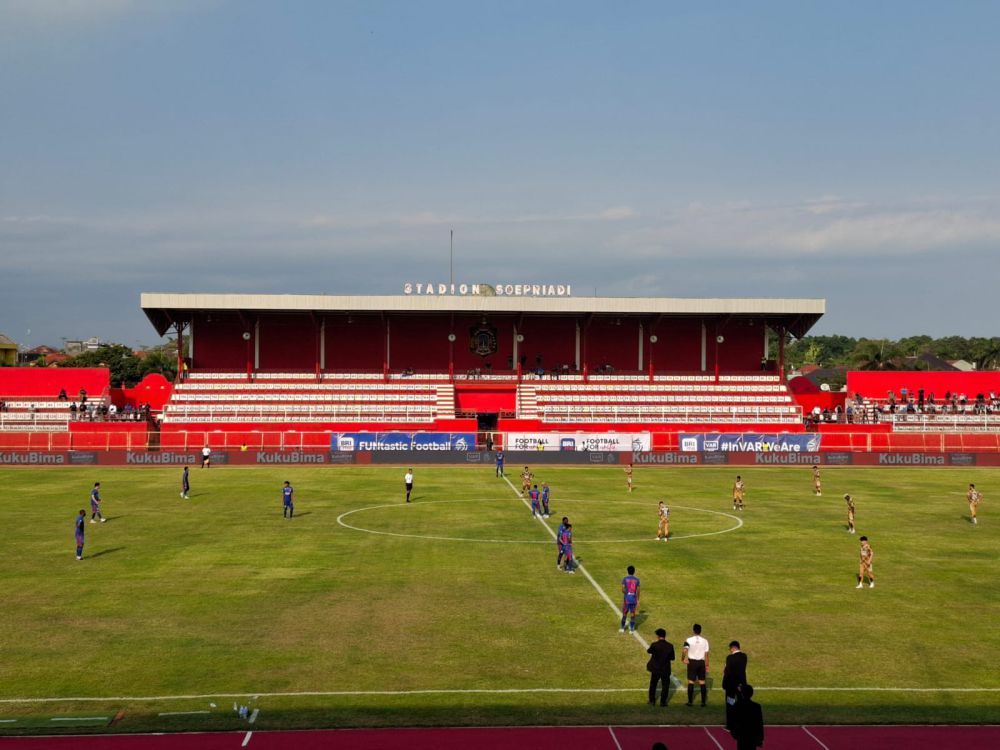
[682, 623, 710, 706]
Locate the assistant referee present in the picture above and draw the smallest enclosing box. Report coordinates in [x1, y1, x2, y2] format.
[682, 623, 710, 707]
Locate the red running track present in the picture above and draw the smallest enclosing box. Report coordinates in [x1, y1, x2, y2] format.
[3, 725, 1000, 750]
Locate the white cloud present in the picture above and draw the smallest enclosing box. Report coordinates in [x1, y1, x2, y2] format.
[607, 196, 1000, 260]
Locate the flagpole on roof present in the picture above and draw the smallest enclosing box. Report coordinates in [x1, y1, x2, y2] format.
[450, 229, 454, 287]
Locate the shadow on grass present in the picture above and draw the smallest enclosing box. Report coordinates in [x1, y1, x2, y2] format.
[89, 547, 125, 559]
[292, 512, 312, 518]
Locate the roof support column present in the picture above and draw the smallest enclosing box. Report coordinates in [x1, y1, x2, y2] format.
[384, 316, 390, 382]
[313, 314, 322, 382]
[245, 328, 253, 382]
[779, 326, 786, 383]
[637, 323, 644, 372]
[254, 318, 260, 372]
[700, 321, 707, 372]
[574, 320, 581, 371]
[174, 321, 187, 383]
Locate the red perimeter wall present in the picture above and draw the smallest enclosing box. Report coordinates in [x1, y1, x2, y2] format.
[848, 371, 1000, 399]
[0, 367, 110, 397]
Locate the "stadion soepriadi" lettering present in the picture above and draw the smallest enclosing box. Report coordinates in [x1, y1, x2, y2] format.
[403, 283, 571, 297]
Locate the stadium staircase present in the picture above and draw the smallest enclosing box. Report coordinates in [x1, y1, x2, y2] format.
[517, 374, 802, 424]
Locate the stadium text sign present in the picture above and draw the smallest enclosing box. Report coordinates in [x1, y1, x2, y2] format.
[403, 282, 572, 297]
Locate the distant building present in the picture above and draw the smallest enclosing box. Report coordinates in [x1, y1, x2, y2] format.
[948, 359, 976, 372]
[64, 337, 102, 356]
[21, 345, 59, 364]
[0, 333, 16, 367]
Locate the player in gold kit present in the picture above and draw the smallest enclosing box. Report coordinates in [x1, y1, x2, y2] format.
[967, 483, 983, 525]
[624, 463, 634, 493]
[844, 494, 856, 534]
[856, 536, 875, 588]
[732, 475, 745, 511]
[520, 466, 533, 497]
[656, 501, 670, 541]
[812, 465, 822, 496]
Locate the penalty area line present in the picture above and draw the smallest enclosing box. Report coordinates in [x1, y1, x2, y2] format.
[501, 475, 649, 650]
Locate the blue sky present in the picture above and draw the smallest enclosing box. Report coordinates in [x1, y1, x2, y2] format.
[2, 1, 999, 348]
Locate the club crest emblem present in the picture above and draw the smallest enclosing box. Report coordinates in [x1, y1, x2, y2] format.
[469, 324, 498, 357]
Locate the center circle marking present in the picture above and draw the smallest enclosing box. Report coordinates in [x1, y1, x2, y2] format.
[337, 498, 742, 544]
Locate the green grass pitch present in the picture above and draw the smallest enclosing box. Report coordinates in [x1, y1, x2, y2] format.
[1, 464, 998, 734]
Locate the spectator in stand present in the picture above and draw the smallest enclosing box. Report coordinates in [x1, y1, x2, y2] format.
[69, 402, 77, 420]
[79, 388, 87, 404]
[845, 404, 854, 424]
[58, 388, 67, 401]
[109, 403, 117, 420]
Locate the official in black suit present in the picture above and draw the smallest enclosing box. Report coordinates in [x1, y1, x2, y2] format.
[646, 628, 676, 706]
[730, 684, 764, 749]
[723, 640, 749, 730]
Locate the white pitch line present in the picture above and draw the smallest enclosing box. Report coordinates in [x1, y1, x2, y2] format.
[607, 725, 623, 750]
[50, 716, 108, 721]
[703, 726, 725, 750]
[802, 725, 831, 749]
[337, 498, 741, 545]
[501, 475, 649, 649]
[241, 730, 253, 747]
[248, 708, 259, 724]
[2, 686, 999, 705]
[0, 719, 17, 723]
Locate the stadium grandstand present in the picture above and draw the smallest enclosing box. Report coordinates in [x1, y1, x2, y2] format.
[137, 291, 822, 445]
[4, 290, 1000, 455]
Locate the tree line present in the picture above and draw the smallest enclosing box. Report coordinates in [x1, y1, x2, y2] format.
[57, 342, 179, 388]
[780, 335, 1000, 371]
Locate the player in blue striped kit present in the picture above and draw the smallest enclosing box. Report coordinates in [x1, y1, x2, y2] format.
[75, 510, 86, 560]
[282, 481, 294, 518]
[559, 523, 575, 573]
[620, 565, 640, 634]
[541, 482, 551, 518]
[89, 482, 106, 523]
[556, 516, 569, 569]
[528, 485, 541, 517]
